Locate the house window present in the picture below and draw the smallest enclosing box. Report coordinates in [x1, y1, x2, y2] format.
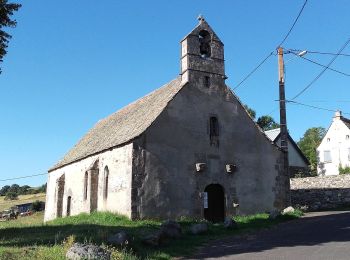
[346, 135, 349, 140]
[210, 116, 219, 146]
[84, 172, 88, 200]
[204, 76, 210, 88]
[327, 138, 330, 142]
[324, 150, 332, 163]
[348, 148, 350, 161]
[199, 30, 211, 58]
[103, 166, 109, 200]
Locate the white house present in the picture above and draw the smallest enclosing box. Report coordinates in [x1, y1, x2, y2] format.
[317, 111, 350, 176]
[265, 128, 309, 177]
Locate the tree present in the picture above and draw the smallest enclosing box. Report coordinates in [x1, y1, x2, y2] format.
[244, 104, 256, 120]
[8, 183, 20, 193]
[298, 127, 326, 175]
[4, 191, 18, 200]
[0, 185, 10, 196]
[0, 0, 21, 73]
[257, 115, 280, 131]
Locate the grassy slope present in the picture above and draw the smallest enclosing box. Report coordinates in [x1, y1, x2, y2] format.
[0, 193, 46, 211]
[0, 210, 302, 260]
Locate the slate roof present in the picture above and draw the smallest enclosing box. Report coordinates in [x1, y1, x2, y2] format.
[50, 77, 184, 171]
[341, 116, 350, 129]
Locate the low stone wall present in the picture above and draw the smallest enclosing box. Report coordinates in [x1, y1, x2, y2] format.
[290, 175, 350, 211]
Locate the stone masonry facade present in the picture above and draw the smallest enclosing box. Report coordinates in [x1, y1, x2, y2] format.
[291, 175, 350, 211]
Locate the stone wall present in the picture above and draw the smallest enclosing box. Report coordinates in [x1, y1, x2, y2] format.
[290, 175, 350, 211]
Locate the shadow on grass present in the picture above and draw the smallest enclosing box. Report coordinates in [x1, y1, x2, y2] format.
[0, 212, 301, 259]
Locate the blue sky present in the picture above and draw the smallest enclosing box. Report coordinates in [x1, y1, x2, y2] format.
[0, 0, 349, 187]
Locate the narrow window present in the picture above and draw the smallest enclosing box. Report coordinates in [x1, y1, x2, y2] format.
[327, 138, 330, 142]
[346, 135, 349, 140]
[199, 30, 211, 58]
[210, 116, 219, 146]
[204, 76, 210, 88]
[348, 148, 350, 161]
[324, 150, 332, 163]
[104, 166, 109, 200]
[84, 172, 88, 200]
[67, 196, 71, 216]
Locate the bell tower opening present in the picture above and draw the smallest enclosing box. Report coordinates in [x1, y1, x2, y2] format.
[199, 30, 211, 58]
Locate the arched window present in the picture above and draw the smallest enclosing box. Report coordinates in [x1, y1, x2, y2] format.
[104, 166, 109, 200]
[84, 172, 88, 200]
[199, 30, 211, 58]
[210, 116, 219, 146]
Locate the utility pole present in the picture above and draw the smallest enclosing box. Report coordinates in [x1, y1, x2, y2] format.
[278, 47, 291, 206]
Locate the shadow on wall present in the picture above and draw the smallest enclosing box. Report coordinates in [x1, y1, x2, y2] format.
[291, 188, 350, 211]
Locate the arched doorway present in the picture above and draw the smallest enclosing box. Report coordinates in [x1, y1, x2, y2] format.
[204, 184, 225, 223]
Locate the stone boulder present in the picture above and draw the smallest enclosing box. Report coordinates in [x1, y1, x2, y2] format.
[282, 206, 295, 214]
[190, 223, 208, 235]
[223, 217, 238, 229]
[160, 220, 182, 238]
[66, 243, 110, 260]
[107, 231, 129, 247]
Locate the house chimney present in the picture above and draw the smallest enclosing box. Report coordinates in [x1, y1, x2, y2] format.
[334, 110, 342, 120]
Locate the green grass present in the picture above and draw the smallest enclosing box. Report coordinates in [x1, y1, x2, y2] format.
[0, 210, 303, 260]
[0, 193, 46, 212]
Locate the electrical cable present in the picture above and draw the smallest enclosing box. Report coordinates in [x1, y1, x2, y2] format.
[289, 49, 350, 57]
[278, 0, 309, 47]
[0, 173, 47, 182]
[233, 52, 274, 90]
[290, 51, 350, 76]
[291, 38, 350, 100]
[286, 100, 350, 115]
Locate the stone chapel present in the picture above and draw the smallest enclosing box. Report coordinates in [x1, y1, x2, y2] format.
[44, 17, 290, 222]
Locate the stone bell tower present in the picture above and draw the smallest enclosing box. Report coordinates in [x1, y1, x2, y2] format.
[180, 16, 226, 87]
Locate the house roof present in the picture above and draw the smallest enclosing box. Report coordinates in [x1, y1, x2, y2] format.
[341, 116, 350, 129]
[264, 128, 280, 142]
[264, 128, 310, 165]
[50, 77, 184, 171]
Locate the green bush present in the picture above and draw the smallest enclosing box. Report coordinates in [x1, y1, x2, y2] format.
[4, 191, 19, 201]
[339, 164, 350, 175]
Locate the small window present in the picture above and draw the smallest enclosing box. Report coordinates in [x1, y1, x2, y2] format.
[348, 148, 350, 161]
[324, 150, 332, 163]
[84, 172, 88, 200]
[327, 138, 330, 142]
[346, 135, 349, 140]
[103, 166, 109, 200]
[204, 76, 210, 88]
[209, 116, 219, 146]
[199, 30, 211, 58]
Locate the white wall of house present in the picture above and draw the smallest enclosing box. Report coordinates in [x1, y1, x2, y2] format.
[44, 143, 133, 222]
[275, 138, 308, 168]
[317, 112, 350, 175]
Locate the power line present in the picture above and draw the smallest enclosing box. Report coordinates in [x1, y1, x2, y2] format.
[286, 100, 350, 115]
[290, 51, 350, 76]
[233, 52, 274, 90]
[289, 49, 350, 57]
[278, 0, 309, 47]
[0, 173, 47, 182]
[291, 38, 350, 100]
[233, 0, 308, 91]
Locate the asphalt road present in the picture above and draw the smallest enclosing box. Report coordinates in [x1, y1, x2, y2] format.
[187, 211, 350, 260]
